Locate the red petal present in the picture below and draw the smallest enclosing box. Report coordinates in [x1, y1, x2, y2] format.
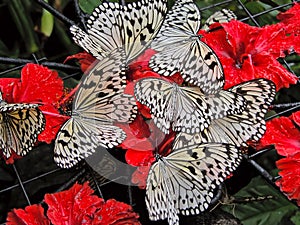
[39, 104, 70, 143]
[202, 20, 298, 90]
[94, 199, 141, 225]
[129, 114, 151, 139]
[64, 52, 96, 72]
[6, 204, 50, 225]
[118, 115, 153, 153]
[125, 149, 154, 167]
[291, 111, 300, 127]
[0, 78, 19, 103]
[44, 182, 104, 225]
[3, 152, 22, 164]
[14, 63, 64, 104]
[259, 116, 300, 156]
[277, 3, 300, 23]
[131, 165, 152, 189]
[276, 152, 300, 206]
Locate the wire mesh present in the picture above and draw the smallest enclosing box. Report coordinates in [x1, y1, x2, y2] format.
[0, 0, 300, 224]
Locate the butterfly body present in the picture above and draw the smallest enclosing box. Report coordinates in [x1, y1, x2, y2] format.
[0, 94, 45, 158]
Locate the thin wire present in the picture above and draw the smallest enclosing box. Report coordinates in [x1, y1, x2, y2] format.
[0, 168, 61, 193]
[12, 164, 31, 205]
[266, 104, 300, 121]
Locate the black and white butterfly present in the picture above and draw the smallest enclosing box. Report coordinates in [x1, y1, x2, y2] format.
[134, 77, 246, 134]
[149, 0, 236, 94]
[54, 49, 137, 168]
[173, 79, 276, 149]
[0, 92, 45, 158]
[70, 0, 168, 63]
[146, 143, 241, 225]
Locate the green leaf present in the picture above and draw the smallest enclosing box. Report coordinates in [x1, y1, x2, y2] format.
[291, 211, 300, 225]
[221, 175, 298, 225]
[41, 0, 54, 37]
[78, 0, 102, 14]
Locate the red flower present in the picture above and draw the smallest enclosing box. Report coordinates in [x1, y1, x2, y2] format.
[6, 204, 50, 225]
[65, 52, 96, 72]
[277, 3, 300, 54]
[277, 3, 300, 24]
[276, 152, 300, 206]
[259, 115, 300, 157]
[7, 182, 140, 225]
[201, 19, 298, 90]
[45, 182, 141, 225]
[45, 182, 104, 225]
[0, 63, 67, 162]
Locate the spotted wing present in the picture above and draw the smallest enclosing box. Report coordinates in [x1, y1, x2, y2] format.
[0, 103, 45, 158]
[149, 0, 224, 94]
[134, 78, 245, 134]
[54, 49, 137, 168]
[54, 118, 126, 169]
[202, 9, 237, 31]
[70, 0, 167, 62]
[146, 143, 241, 225]
[173, 79, 276, 149]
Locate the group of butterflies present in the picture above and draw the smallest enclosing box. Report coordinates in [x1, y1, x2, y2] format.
[0, 0, 276, 224]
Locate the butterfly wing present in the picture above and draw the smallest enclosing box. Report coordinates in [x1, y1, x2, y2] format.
[54, 118, 126, 168]
[149, 0, 201, 76]
[70, 2, 123, 60]
[54, 49, 136, 168]
[149, 0, 224, 93]
[173, 79, 276, 148]
[135, 78, 246, 134]
[146, 143, 241, 224]
[202, 9, 237, 31]
[121, 0, 168, 61]
[0, 103, 45, 158]
[71, 0, 167, 62]
[134, 78, 177, 133]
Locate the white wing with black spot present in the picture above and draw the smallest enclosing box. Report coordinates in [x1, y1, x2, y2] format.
[0, 94, 45, 158]
[149, 0, 225, 94]
[70, 0, 168, 62]
[54, 49, 137, 168]
[134, 78, 245, 134]
[173, 79, 276, 149]
[146, 143, 241, 225]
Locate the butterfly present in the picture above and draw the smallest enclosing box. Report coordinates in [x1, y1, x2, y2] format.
[134, 77, 246, 134]
[149, 0, 236, 94]
[146, 142, 241, 225]
[70, 0, 168, 63]
[54, 49, 137, 169]
[202, 9, 237, 31]
[0, 92, 45, 158]
[173, 79, 276, 149]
